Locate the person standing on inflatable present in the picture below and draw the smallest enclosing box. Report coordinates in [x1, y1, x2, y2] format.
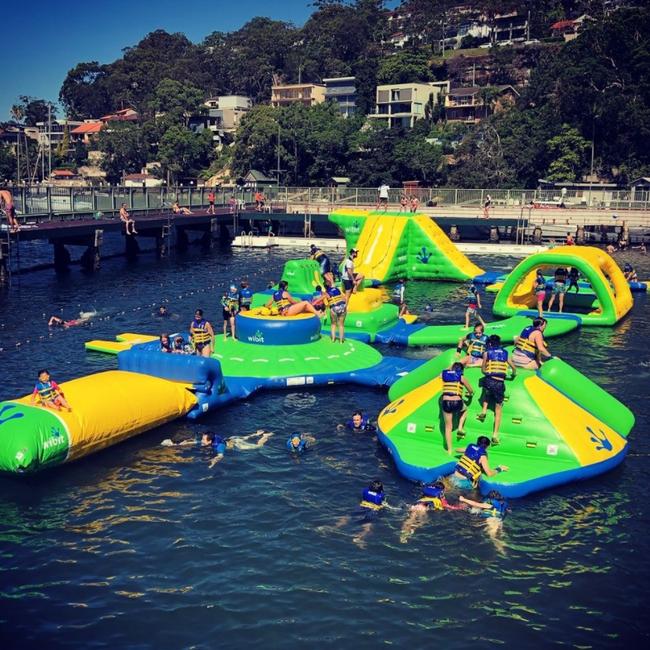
[440, 362, 474, 455]
[464, 281, 485, 329]
[533, 270, 547, 316]
[221, 285, 239, 341]
[341, 249, 364, 304]
[324, 279, 348, 343]
[309, 244, 334, 287]
[478, 335, 516, 444]
[239, 280, 253, 312]
[190, 309, 215, 357]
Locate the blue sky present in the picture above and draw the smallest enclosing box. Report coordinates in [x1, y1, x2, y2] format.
[4, 0, 319, 121]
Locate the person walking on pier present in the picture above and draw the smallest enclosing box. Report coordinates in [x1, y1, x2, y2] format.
[119, 203, 137, 235]
[482, 194, 492, 219]
[207, 190, 216, 215]
[0, 189, 20, 233]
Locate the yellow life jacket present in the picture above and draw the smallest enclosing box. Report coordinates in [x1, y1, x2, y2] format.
[417, 496, 444, 510]
[442, 369, 463, 397]
[360, 500, 384, 511]
[456, 455, 482, 486]
[191, 320, 211, 344]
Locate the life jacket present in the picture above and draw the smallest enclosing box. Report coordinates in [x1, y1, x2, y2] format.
[360, 488, 385, 510]
[442, 369, 463, 397]
[515, 325, 541, 360]
[393, 283, 404, 300]
[484, 498, 508, 519]
[467, 285, 478, 305]
[485, 347, 509, 378]
[212, 435, 226, 455]
[534, 276, 546, 292]
[311, 248, 325, 262]
[239, 287, 253, 306]
[326, 286, 346, 308]
[222, 291, 239, 310]
[455, 443, 486, 486]
[467, 332, 488, 358]
[286, 435, 307, 453]
[35, 380, 57, 402]
[191, 319, 211, 345]
[273, 289, 291, 312]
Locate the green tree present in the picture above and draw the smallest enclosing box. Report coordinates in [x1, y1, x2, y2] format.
[98, 122, 148, 183]
[59, 62, 112, 119]
[395, 136, 444, 184]
[545, 125, 590, 181]
[0, 143, 16, 182]
[11, 96, 56, 126]
[377, 52, 433, 84]
[150, 79, 205, 127]
[159, 126, 214, 183]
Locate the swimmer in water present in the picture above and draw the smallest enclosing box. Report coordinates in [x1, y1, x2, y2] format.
[400, 480, 464, 544]
[156, 305, 170, 318]
[459, 490, 510, 553]
[286, 432, 316, 453]
[48, 310, 96, 328]
[337, 410, 377, 433]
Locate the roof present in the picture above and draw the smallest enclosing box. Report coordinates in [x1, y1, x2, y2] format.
[551, 19, 576, 30]
[331, 176, 351, 183]
[245, 169, 276, 182]
[448, 87, 481, 96]
[630, 177, 650, 185]
[52, 169, 75, 177]
[71, 122, 103, 134]
[100, 108, 139, 122]
[123, 173, 152, 181]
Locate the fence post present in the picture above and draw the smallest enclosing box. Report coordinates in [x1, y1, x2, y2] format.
[454, 188, 458, 205]
[46, 186, 52, 216]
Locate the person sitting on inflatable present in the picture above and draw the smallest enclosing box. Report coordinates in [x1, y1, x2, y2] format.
[623, 262, 638, 282]
[512, 317, 553, 370]
[311, 285, 326, 313]
[533, 269, 547, 317]
[221, 284, 239, 340]
[310, 244, 334, 286]
[239, 280, 253, 312]
[324, 279, 348, 343]
[440, 362, 474, 455]
[478, 335, 516, 444]
[189, 309, 215, 357]
[172, 335, 192, 354]
[457, 323, 488, 367]
[464, 281, 485, 328]
[343, 410, 377, 433]
[160, 333, 173, 353]
[265, 280, 319, 317]
[400, 480, 463, 544]
[31, 369, 72, 412]
[451, 436, 508, 489]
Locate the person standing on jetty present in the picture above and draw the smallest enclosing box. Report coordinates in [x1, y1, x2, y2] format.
[377, 183, 390, 212]
[0, 189, 20, 232]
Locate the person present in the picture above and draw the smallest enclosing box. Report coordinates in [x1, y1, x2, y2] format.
[221, 285, 239, 340]
[160, 333, 173, 353]
[459, 490, 510, 550]
[0, 188, 20, 232]
[440, 362, 474, 454]
[324, 280, 347, 342]
[478, 335, 516, 444]
[606, 243, 617, 255]
[48, 310, 95, 328]
[207, 190, 216, 215]
[457, 323, 488, 367]
[567, 266, 580, 293]
[400, 480, 463, 544]
[238, 280, 253, 312]
[172, 201, 192, 215]
[265, 280, 319, 317]
[311, 285, 326, 313]
[452, 436, 508, 489]
[377, 183, 390, 212]
[482, 193, 492, 218]
[623, 262, 638, 282]
[512, 317, 553, 370]
[565, 232, 575, 246]
[533, 270, 547, 316]
[341, 249, 364, 303]
[343, 410, 377, 433]
[399, 194, 409, 213]
[309, 244, 334, 286]
[189, 309, 215, 357]
[119, 203, 137, 235]
[465, 282, 485, 328]
[546, 266, 567, 313]
[410, 195, 419, 213]
[172, 335, 191, 354]
[286, 432, 315, 453]
[31, 369, 72, 412]
[392, 278, 409, 317]
[156, 305, 170, 318]
[254, 191, 266, 212]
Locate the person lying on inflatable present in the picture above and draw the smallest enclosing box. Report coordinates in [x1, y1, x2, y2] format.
[265, 280, 320, 317]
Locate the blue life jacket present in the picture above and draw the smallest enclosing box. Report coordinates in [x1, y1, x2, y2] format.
[485, 347, 509, 378]
[484, 498, 509, 519]
[515, 325, 539, 359]
[422, 484, 444, 498]
[347, 415, 375, 432]
[273, 289, 290, 311]
[455, 443, 486, 485]
[442, 369, 463, 397]
[212, 435, 226, 455]
[286, 434, 307, 453]
[467, 285, 478, 305]
[466, 332, 488, 358]
[393, 283, 404, 300]
[534, 276, 546, 292]
[360, 488, 385, 509]
[239, 287, 253, 306]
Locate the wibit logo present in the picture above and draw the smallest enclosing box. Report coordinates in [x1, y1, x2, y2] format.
[0, 404, 25, 427]
[347, 220, 361, 233]
[587, 426, 613, 452]
[43, 426, 66, 450]
[247, 330, 265, 343]
[416, 247, 431, 264]
[382, 399, 405, 416]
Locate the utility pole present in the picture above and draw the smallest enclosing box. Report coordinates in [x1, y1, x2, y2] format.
[275, 122, 282, 186]
[16, 131, 20, 184]
[47, 103, 52, 178]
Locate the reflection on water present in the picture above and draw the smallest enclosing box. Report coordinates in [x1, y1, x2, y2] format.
[0, 249, 648, 646]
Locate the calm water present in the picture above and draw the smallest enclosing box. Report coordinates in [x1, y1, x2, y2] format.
[0, 243, 649, 648]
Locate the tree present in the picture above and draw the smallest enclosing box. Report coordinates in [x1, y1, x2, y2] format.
[545, 125, 590, 181]
[150, 79, 205, 127]
[0, 143, 16, 182]
[377, 52, 432, 84]
[159, 126, 214, 183]
[395, 136, 444, 184]
[11, 96, 56, 126]
[59, 62, 112, 119]
[98, 122, 148, 183]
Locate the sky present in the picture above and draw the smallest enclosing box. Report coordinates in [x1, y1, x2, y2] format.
[3, 0, 318, 121]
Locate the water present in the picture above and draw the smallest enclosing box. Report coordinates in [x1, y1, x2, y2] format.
[0, 245, 649, 648]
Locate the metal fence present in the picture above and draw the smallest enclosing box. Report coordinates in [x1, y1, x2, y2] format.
[8, 185, 650, 216]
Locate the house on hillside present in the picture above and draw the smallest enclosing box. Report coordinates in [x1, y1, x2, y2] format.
[323, 77, 357, 118]
[243, 170, 276, 189]
[70, 121, 103, 145]
[100, 108, 139, 123]
[444, 85, 519, 123]
[271, 84, 326, 108]
[190, 96, 252, 144]
[369, 81, 450, 129]
[550, 15, 591, 42]
[123, 172, 163, 188]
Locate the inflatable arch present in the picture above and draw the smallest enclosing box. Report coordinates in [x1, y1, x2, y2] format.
[492, 246, 633, 326]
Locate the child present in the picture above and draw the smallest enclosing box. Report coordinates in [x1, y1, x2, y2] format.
[239, 280, 253, 311]
[400, 480, 463, 543]
[533, 270, 547, 316]
[221, 285, 239, 340]
[160, 333, 172, 353]
[465, 282, 485, 328]
[31, 369, 72, 412]
[459, 491, 510, 550]
[567, 267, 580, 293]
[440, 362, 474, 454]
[392, 278, 409, 317]
[623, 262, 638, 282]
[341, 410, 377, 433]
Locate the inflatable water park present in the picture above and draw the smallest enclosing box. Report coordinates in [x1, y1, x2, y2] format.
[0, 210, 637, 500]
